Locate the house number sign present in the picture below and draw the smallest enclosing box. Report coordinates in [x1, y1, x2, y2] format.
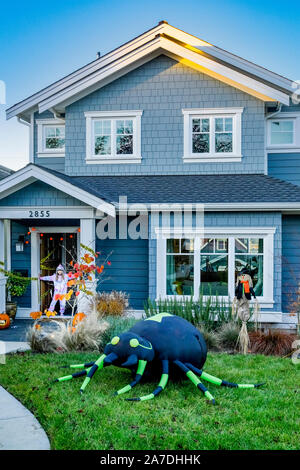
[28, 210, 51, 218]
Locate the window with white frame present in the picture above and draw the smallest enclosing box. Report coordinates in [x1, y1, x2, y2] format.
[182, 108, 243, 162]
[268, 119, 295, 146]
[156, 228, 274, 306]
[37, 119, 65, 156]
[85, 111, 143, 164]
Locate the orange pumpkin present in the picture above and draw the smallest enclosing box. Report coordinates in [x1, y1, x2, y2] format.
[72, 312, 86, 327]
[0, 313, 10, 330]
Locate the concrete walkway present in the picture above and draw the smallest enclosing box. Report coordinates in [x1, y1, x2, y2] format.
[0, 386, 50, 450]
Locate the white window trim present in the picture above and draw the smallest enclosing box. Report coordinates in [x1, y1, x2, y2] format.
[36, 119, 65, 157]
[182, 107, 243, 163]
[266, 113, 300, 150]
[85, 110, 143, 164]
[155, 226, 275, 308]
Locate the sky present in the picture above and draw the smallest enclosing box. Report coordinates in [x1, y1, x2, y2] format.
[0, 0, 299, 170]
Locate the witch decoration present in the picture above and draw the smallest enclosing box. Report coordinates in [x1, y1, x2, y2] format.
[232, 267, 260, 354]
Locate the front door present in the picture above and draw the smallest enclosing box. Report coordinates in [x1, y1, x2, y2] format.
[40, 232, 78, 314]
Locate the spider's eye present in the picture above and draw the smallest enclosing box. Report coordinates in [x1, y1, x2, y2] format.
[130, 338, 139, 348]
[111, 336, 120, 345]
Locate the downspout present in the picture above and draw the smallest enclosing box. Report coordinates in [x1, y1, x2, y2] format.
[264, 103, 282, 175]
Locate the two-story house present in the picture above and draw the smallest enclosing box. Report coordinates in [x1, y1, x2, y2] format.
[1, 21, 300, 329]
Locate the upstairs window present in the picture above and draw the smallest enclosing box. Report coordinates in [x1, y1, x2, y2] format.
[182, 108, 243, 162]
[268, 119, 295, 146]
[85, 111, 142, 164]
[37, 119, 65, 157]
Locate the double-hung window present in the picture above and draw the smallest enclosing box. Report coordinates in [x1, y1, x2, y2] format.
[85, 111, 143, 164]
[37, 119, 65, 157]
[182, 108, 243, 162]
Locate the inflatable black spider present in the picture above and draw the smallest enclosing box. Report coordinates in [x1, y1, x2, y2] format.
[55, 313, 264, 404]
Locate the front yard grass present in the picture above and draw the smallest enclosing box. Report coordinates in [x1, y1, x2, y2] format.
[0, 352, 299, 450]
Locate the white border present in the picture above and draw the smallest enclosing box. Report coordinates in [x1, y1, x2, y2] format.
[85, 110, 143, 164]
[155, 226, 275, 308]
[182, 108, 243, 162]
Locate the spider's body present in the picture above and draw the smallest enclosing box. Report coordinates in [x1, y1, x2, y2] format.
[55, 313, 264, 404]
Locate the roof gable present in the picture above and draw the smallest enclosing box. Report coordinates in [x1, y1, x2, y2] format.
[0, 165, 115, 216]
[7, 21, 292, 120]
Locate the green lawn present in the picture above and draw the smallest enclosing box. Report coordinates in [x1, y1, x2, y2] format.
[0, 352, 299, 450]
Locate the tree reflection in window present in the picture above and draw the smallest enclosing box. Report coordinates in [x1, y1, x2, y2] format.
[166, 239, 194, 295]
[200, 238, 228, 295]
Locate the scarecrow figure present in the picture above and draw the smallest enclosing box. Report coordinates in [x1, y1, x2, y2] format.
[233, 267, 259, 354]
[40, 264, 71, 316]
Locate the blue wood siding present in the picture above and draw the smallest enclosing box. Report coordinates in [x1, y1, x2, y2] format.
[11, 222, 31, 308]
[282, 215, 300, 313]
[96, 218, 148, 309]
[66, 55, 265, 176]
[0, 181, 87, 206]
[268, 153, 300, 187]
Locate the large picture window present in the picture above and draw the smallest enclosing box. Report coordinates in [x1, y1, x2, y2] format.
[85, 111, 142, 164]
[182, 108, 243, 162]
[156, 228, 275, 307]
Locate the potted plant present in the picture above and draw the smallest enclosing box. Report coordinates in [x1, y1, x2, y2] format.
[6, 271, 30, 321]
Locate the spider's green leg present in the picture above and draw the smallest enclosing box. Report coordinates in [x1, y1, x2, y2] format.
[126, 360, 169, 401]
[69, 361, 95, 369]
[185, 363, 265, 389]
[55, 367, 92, 383]
[174, 360, 215, 405]
[114, 360, 147, 396]
[80, 354, 107, 394]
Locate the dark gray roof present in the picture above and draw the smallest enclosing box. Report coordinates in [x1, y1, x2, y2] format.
[0, 165, 13, 181]
[39, 165, 300, 204]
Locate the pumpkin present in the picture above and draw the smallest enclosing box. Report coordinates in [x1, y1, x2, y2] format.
[0, 313, 11, 330]
[72, 312, 86, 327]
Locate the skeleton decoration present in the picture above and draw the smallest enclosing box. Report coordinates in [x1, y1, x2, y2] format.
[55, 313, 264, 404]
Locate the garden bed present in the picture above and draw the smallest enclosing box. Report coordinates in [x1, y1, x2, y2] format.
[0, 351, 299, 450]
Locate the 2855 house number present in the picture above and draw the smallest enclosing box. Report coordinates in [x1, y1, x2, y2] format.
[29, 210, 51, 218]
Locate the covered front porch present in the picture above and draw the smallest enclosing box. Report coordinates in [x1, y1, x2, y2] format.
[0, 164, 115, 318]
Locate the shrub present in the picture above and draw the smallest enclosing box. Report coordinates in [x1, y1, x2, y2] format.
[249, 330, 296, 356]
[27, 312, 109, 353]
[100, 316, 138, 349]
[197, 326, 219, 351]
[93, 291, 129, 317]
[216, 322, 240, 350]
[144, 293, 233, 330]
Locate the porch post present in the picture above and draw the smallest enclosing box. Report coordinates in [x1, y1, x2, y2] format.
[78, 218, 96, 313]
[0, 220, 6, 313]
[31, 231, 40, 312]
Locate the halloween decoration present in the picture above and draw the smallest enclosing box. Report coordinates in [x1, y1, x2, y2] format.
[233, 268, 259, 354]
[72, 312, 86, 327]
[40, 265, 74, 316]
[0, 313, 10, 329]
[55, 313, 264, 404]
